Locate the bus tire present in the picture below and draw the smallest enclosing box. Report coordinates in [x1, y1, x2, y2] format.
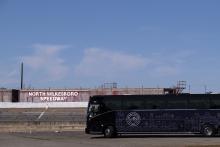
[202, 125, 215, 137]
[104, 126, 116, 138]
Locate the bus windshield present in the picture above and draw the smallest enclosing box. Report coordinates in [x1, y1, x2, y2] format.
[88, 103, 100, 118]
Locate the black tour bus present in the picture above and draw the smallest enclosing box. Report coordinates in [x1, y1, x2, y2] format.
[85, 94, 220, 137]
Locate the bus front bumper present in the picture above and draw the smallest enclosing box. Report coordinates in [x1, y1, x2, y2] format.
[85, 127, 103, 135]
[85, 128, 89, 134]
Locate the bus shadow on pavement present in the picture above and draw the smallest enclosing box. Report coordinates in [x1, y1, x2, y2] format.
[91, 134, 220, 139]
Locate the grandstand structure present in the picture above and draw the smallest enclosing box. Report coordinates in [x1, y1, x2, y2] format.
[0, 86, 178, 103]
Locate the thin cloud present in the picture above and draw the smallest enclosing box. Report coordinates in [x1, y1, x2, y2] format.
[148, 49, 194, 77]
[74, 48, 149, 77]
[154, 66, 179, 76]
[74, 48, 192, 80]
[22, 44, 69, 81]
[0, 69, 19, 86]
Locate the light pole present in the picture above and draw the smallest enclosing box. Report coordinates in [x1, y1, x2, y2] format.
[21, 62, 24, 89]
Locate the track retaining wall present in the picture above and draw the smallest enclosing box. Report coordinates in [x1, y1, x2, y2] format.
[0, 107, 87, 132]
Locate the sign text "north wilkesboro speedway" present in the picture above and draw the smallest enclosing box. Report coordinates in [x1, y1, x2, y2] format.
[28, 91, 79, 102]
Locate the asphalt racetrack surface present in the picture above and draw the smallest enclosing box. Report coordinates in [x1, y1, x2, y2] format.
[1, 131, 220, 147]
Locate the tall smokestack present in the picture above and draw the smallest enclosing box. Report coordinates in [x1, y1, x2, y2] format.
[21, 62, 23, 89]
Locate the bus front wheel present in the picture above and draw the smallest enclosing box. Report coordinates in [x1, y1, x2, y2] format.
[202, 125, 215, 137]
[104, 126, 116, 138]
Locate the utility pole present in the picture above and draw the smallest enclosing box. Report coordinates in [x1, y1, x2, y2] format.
[189, 85, 191, 94]
[21, 62, 24, 89]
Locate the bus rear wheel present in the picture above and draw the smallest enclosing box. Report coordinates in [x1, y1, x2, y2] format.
[104, 126, 116, 138]
[202, 125, 215, 137]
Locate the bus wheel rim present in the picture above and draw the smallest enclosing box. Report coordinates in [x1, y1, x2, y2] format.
[204, 127, 213, 136]
[105, 128, 111, 136]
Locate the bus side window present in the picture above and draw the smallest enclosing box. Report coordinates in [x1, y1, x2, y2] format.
[188, 97, 210, 109]
[145, 97, 166, 109]
[156, 99, 166, 109]
[210, 97, 220, 109]
[102, 98, 122, 111]
[166, 98, 187, 109]
[122, 97, 145, 110]
[145, 98, 155, 109]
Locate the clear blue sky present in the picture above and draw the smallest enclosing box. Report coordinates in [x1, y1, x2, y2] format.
[0, 0, 220, 93]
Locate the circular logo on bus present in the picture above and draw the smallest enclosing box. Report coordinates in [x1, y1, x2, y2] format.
[126, 112, 141, 127]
